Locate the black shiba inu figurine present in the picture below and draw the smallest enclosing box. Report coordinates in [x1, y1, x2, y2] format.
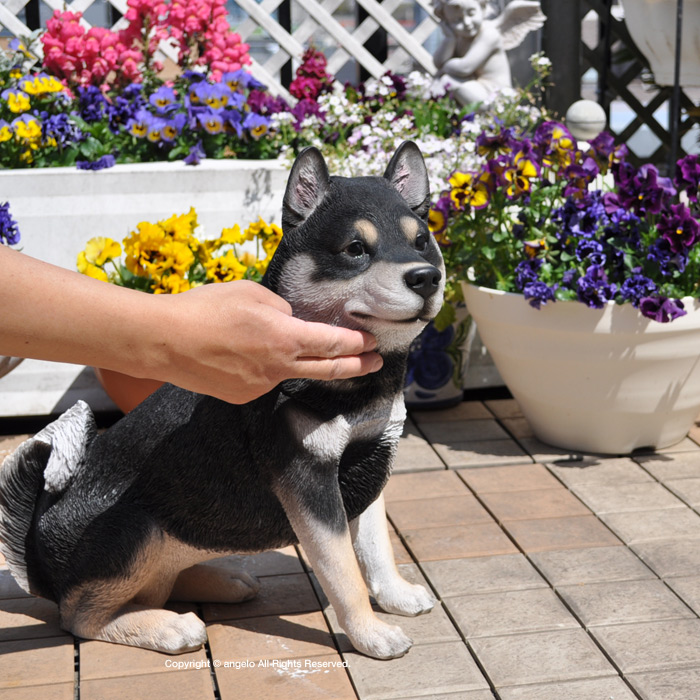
[0, 141, 445, 659]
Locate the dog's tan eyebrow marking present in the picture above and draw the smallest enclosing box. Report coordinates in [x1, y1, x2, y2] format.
[400, 216, 419, 242]
[354, 218, 379, 246]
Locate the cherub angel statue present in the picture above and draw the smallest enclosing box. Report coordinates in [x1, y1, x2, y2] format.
[431, 0, 546, 105]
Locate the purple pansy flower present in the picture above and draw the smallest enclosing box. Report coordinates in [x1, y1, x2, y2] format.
[639, 296, 687, 323]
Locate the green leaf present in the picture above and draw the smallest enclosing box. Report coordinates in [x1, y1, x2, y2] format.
[432, 302, 457, 332]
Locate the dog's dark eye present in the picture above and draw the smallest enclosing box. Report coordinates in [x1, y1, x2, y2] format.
[416, 234, 429, 252]
[344, 241, 367, 258]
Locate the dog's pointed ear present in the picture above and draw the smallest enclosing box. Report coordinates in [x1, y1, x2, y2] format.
[384, 141, 430, 219]
[282, 147, 331, 230]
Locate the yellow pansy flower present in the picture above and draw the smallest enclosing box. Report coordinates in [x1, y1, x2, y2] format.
[4, 90, 30, 113]
[153, 273, 191, 294]
[83, 237, 122, 266]
[448, 171, 490, 211]
[204, 250, 248, 283]
[13, 116, 41, 140]
[76, 251, 109, 282]
[0, 121, 12, 142]
[219, 224, 244, 246]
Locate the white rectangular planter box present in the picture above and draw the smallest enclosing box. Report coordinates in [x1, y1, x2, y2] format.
[3, 159, 288, 271]
[0, 159, 288, 417]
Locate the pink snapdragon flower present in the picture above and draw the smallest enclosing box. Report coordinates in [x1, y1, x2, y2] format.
[41, 10, 145, 88]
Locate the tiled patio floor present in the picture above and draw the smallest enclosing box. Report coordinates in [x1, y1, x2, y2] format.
[2, 398, 700, 699]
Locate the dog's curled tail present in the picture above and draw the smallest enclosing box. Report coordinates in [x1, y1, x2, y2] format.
[0, 400, 96, 595]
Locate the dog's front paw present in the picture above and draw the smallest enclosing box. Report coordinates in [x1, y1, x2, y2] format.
[375, 580, 436, 617]
[156, 612, 208, 654]
[346, 618, 413, 659]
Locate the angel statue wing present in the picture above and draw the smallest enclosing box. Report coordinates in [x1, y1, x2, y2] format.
[494, 0, 546, 50]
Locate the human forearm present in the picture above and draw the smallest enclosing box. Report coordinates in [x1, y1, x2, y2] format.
[0, 245, 163, 374]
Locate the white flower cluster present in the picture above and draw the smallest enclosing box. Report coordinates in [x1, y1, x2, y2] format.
[275, 64, 546, 203]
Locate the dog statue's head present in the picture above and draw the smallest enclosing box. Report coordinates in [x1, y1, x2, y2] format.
[263, 142, 445, 353]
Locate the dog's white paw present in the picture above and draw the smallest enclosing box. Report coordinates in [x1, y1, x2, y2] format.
[155, 612, 207, 654]
[375, 581, 436, 617]
[346, 618, 413, 659]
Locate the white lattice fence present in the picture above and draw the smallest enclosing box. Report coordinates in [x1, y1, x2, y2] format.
[0, 0, 440, 99]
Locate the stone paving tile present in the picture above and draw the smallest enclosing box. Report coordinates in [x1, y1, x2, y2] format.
[383, 470, 467, 502]
[632, 539, 700, 578]
[432, 440, 533, 468]
[478, 488, 590, 522]
[418, 420, 510, 446]
[497, 677, 638, 700]
[215, 653, 356, 700]
[457, 464, 561, 493]
[0, 569, 31, 599]
[665, 478, 700, 506]
[664, 575, 700, 615]
[635, 451, 700, 481]
[529, 546, 655, 586]
[499, 417, 534, 440]
[207, 548, 303, 578]
[503, 515, 621, 553]
[402, 523, 518, 561]
[600, 508, 700, 544]
[0, 597, 66, 642]
[344, 641, 490, 699]
[422, 554, 547, 598]
[627, 668, 700, 700]
[81, 670, 215, 700]
[515, 438, 592, 465]
[393, 441, 446, 472]
[557, 579, 694, 627]
[80, 639, 208, 680]
[569, 481, 686, 514]
[400, 693, 496, 700]
[0, 637, 74, 689]
[547, 457, 654, 487]
[0, 684, 74, 700]
[201, 573, 320, 622]
[469, 629, 616, 688]
[446, 588, 579, 638]
[591, 619, 700, 673]
[206, 612, 336, 661]
[411, 402, 492, 422]
[386, 495, 493, 530]
[637, 437, 700, 455]
[483, 399, 522, 419]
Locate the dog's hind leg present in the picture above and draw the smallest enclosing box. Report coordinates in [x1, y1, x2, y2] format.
[350, 493, 436, 616]
[66, 597, 207, 654]
[169, 562, 260, 603]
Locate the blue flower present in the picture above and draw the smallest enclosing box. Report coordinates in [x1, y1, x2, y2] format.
[77, 85, 108, 123]
[243, 112, 270, 140]
[406, 323, 455, 390]
[576, 239, 605, 266]
[76, 154, 116, 171]
[576, 265, 617, 309]
[0, 202, 21, 246]
[149, 86, 178, 115]
[619, 274, 657, 307]
[514, 258, 542, 290]
[184, 141, 206, 166]
[522, 280, 556, 308]
[42, 113, 84, 148]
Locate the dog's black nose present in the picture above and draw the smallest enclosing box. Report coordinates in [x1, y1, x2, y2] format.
[404, 265, 441, 299]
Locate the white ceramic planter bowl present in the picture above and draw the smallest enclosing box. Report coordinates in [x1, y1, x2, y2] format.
[463, 283, 700, 454]
[621, 0, 700, 87]
[3, 159, 287, 271]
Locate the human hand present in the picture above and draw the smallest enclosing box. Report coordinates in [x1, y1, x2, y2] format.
[155, 280, 383, 404]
